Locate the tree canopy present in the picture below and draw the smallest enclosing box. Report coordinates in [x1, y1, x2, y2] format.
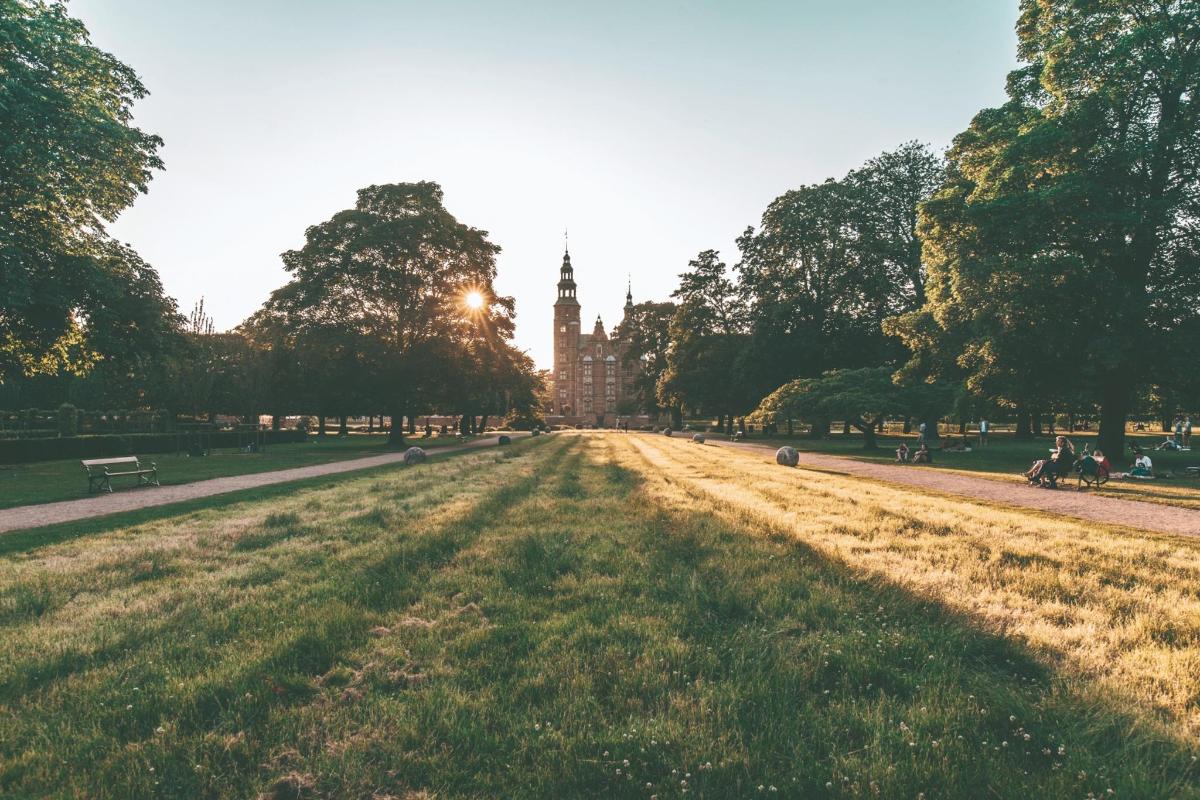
[1, 0, 170, 382]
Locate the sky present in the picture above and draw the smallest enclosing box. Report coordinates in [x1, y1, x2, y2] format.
[71, 0, 1020, 369]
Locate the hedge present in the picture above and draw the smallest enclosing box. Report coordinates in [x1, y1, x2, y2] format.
[0, 429, 307, 465]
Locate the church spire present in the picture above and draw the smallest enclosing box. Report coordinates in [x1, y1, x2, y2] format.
[624, 276, 634, 316]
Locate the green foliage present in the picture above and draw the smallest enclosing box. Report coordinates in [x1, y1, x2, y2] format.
[891, 0, 1200, 456]
[54, 403, 77, 438]
[617, 300, 676, 415]
[0, 0, 174, 382]
[756, 367, 954, 448]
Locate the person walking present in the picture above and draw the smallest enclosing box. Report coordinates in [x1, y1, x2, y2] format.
[1185, 416, 1192, 448]
[978, 418, 989, 448]
[917, 421, 927, 446]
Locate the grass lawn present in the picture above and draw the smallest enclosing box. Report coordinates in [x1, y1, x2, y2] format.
[0, 433, 478, 510]
[715, 429, 1200, 510]
[1, 432, 1198, 798]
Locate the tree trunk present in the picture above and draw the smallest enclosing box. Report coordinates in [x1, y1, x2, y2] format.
[338, 415, 348, 436]
[670, 405, 683, 429]
[459, 415, 470, 435]
[271, 414, 281, 431]
[367, 416, 374, 433]
[786, 418, 794, 437]
[318, 416, 327, 437]
[854, 417, 878, 450]
[808, 417, 827, 439]
[1067, 413, 1075, 433]
[1014, 409, 1031, 440]
[902, 417, 912, 434]
[1097, 378, 1130, 461]
[842, 419, 851, 436]
[479, 414, 490, 432]
[387, 410, 406, 447]
[737, 417, 746, 435]
[1032, 413, 1044, 437]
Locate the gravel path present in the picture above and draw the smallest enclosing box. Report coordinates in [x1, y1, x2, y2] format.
[0, 434, 529, 535]
[711, 438, 1200, 538]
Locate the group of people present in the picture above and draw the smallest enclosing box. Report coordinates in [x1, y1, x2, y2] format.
[894, 441, 933, 464]
[1021, 436, 1150, 488]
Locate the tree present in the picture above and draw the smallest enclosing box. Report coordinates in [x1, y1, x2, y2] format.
[734, 143, 944, 405]
[1, 0, 168, 381]
[891, 1, 1200, 456]
[618, 301, 676, 417]
[657, 251, 750, 427]
[755, 367, 954, 450]
[263, 182, 513, 446]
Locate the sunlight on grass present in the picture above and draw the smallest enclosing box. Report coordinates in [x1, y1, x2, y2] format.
[0, 433, 1197, 798]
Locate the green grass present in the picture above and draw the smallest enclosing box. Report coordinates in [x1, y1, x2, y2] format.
[1, 433, 1196, 798]
[711, 429, 1200, 510]
[0, 432, 478, 510]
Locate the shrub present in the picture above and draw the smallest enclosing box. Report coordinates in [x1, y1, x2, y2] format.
[56, 403, 79, 438]
[0, 429, 307, 465]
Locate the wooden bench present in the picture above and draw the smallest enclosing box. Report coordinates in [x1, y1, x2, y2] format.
[81, 456, 159, 494]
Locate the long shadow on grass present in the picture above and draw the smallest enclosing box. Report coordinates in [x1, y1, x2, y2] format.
[0, 437, 573, 799]
[416, 457, 1198, 799]
[0, 436, 548, 558]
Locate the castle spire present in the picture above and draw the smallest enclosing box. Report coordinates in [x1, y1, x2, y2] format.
[623, 275, 634, 316]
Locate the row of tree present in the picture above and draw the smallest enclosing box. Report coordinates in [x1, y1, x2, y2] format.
[622, 1, 1199, 456]
[1, 2, 542, 444]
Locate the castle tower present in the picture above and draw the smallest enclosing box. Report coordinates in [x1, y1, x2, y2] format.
[623, 279, 634, 319]
[553, 247, 580, 415]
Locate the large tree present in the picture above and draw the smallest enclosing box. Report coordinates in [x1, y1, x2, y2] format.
[1, 0, 169, 381]
[735, 143, 945, 404]
[617, 300, 677, 418]
[891, 1, 1200, 456]
[658, 251, 750, 427]
[263, 182, 513, 445]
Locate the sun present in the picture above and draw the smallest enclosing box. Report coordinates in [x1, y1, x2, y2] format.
[464, 290, 485, 310]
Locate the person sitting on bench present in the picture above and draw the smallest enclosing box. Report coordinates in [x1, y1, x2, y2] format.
[896, 442, 910, 463]
[1026, 436, 1075, 487]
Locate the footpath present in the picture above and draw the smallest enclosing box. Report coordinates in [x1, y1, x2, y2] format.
[0, 434, 528, 535]
[710, 438, 1200, 538]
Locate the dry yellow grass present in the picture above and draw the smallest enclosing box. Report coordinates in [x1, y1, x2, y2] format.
[623, 433, 1200, 741]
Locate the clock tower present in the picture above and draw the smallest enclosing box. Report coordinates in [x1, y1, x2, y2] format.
[553, 246, 580, 415]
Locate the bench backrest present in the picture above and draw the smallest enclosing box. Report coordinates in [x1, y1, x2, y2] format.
[81, 456, 141, 470]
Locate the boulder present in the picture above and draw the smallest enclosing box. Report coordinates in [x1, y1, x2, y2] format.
[663, 427, 673, 437]
[403, 446, 427, 465]
[692, 433, 706, 444]
[776, 446, 799, 467]
[498, 435, 511, 445]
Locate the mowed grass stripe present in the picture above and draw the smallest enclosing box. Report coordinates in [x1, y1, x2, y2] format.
[0, 432, 1195, 798]
[628, 433, 1200, 742]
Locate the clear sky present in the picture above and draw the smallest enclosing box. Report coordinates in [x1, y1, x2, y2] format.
[71, 0, 1019, 369]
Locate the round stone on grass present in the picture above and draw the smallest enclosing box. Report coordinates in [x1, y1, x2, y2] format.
[776, 446, 799, 467]
[498, 435, 511, 445]
[403, 446, 427, 465]
[663, 428, 673, 437]
[692, 433, 706, 444]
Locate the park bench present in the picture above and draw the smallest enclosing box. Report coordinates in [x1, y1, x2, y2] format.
[81, 456, 160, 494]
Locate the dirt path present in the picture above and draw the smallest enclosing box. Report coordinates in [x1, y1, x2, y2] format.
[0, 434, 531, 535]
[708, 437, 1200, 538]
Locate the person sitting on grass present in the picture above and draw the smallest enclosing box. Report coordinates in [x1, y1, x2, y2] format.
[1092, 448, 1112, 480]
[1130, 450, 1154, 478]
[912, 442, 932, 464]
[896, 442, 910, 463]
[1156, 436, 1180, 451]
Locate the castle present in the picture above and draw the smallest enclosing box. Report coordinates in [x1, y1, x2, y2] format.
[548, 247, 645, 427]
